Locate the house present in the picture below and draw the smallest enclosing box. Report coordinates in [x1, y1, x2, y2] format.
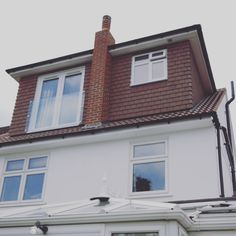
[0, 15, 236, 235]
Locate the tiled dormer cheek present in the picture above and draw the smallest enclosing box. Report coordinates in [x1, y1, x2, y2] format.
[131, 49, 167, 86]
[27, 67, 85, 132]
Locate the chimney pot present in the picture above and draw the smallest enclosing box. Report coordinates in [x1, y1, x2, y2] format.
[102, 15, 111, 31]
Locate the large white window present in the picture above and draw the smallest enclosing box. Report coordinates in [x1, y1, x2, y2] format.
[130, 140, 168, 194]
[28, 67, 85, 132]
[131, 50, 167, 86]
[0, 156, 48, 203]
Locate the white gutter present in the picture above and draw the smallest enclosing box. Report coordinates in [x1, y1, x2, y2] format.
[0, 210, 192, 229]
[190, 213, 236, 231]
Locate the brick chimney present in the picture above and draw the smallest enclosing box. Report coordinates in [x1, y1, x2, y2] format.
[85, 15, 115, 125]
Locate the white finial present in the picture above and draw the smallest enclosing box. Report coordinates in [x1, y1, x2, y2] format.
[100, 173, 109, 197]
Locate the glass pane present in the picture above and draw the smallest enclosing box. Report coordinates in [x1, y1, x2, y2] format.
[23, 173, 45, 200]
[0, 176, 21, 201]
[134, 142, 165, 158]
[135, 54, 149, 61]
[134, 63, 148, 84]
[28, 157, 47, 169]
[59, 73, 82, 124]
[36, 78, 58, 128]
[113, 233, 159, 236]
[152, 61, 165, 80]
[133, 161, 165, 192]
[152, 51, 164, 57]
[6, 159, 24, 171]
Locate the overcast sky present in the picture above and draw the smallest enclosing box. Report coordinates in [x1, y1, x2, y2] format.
[0, 1, 235, 134]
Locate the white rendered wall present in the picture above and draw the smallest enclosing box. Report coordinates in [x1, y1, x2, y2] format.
[0, 118, 232, 205]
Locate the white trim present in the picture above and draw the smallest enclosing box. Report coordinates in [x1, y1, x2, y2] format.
[0, 154, 49, 206]
[129, 139, 169, 197]
[28, 67, 85, 133]
[8, 54, 92, 81]
[0, 118, 213, 155]
[105, 222, 166, 236]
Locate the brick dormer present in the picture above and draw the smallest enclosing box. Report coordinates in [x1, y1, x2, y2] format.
[6, 21, 216, 138]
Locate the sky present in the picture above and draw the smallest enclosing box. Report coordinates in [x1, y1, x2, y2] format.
[0, 0, 235, 134]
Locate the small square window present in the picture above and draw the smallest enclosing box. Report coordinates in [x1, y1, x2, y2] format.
[131, 141, 168, 194]
[131, 50, 167, 86]
[0, 156, 48, 203]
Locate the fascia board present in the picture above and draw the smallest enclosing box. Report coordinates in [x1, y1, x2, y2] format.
[0, 210, 192, 229]
[0, 118, 213, 155]
[109, 31, 197, 56]
[190, 213, 236, 231]
[8, 54, 92, 81]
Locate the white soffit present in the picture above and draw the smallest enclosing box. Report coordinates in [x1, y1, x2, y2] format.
[9, 54, 92, 81]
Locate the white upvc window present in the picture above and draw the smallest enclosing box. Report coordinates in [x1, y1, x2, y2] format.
[0, 156, 48, 203]
[131, 49, 167, 86]
[130, 140, 168, 195]
[28, 67, 85, 132]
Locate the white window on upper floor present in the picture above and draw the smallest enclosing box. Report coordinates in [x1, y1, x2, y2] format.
[27, 67, 85, 132]
[0, 156, 48, 203]
[130, 140, 168, 195]
[131, 49, 167, 86]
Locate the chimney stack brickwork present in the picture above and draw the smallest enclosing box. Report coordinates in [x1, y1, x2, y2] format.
[84, 15, 115, 125]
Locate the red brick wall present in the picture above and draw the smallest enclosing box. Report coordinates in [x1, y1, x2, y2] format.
[9, 75, 38, 136]
[108, 41, 194, 121]
[191, 50, 206, 105]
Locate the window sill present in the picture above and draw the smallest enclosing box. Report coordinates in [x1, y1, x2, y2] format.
[129, 191, 172, 199]
[0, 200, 46, 208]
[27, 121, 82, 134]
[130, 78, 167, 87]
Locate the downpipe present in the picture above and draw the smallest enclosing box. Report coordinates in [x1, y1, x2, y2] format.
[225, 81, 235, 146]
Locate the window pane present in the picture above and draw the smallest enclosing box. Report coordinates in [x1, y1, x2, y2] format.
[152, 61, 165, 80]
[6, 159, 24, 171]
[36, 78, 58, 128]
[59, 73, 82, 124]
[134, 63, 148, 84]
[23, 173, 45, 200]
[28, 157, 47, 169]
[135, 54, 149, 61]
[133, 161, 165, 192]
[113, 233, 159, 236]
[152, 51, 164, 57]
[134, 142, 165, 158]
[0, 176, 21, 201]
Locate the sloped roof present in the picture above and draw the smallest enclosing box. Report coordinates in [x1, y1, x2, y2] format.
[0, 89, 225, 147]
[0, 198, 193, 228]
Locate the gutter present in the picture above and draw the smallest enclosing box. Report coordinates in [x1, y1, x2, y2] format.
[0, 210, 192, 229]
[225, 81, 235, 146]
[212, 113, 225, 197]
[221, 126, 236, 196]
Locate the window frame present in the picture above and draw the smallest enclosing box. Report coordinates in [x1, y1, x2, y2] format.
[28, 67, 85, 132]
[129, 139, 169, 197]
[106, 222, 166, 236]
[131, 49, 167, 86]
[0, 155, 48, 205]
